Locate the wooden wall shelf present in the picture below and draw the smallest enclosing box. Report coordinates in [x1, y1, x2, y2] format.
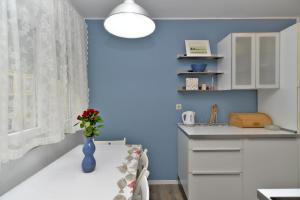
[177, 54, 224, 60]
[177, 89, 227, 93]
[177, 70, 224, 76]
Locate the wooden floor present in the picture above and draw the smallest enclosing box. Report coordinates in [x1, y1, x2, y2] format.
[149, 184, 186, 200]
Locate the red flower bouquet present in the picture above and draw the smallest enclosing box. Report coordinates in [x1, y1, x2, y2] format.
[75, 108, 104, 138]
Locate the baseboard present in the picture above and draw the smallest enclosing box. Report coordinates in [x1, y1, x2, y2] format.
[148, 180, 179, 185]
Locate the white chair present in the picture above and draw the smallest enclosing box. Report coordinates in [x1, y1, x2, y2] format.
[140, 174, 149, 200]
[133, 170, 150, 200]
[94, 137, 126, 145]
[134, 150, 149, 198]
[137, 149, 149, 176]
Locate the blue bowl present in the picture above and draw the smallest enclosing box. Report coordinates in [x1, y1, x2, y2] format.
[191, 64, 207, 72]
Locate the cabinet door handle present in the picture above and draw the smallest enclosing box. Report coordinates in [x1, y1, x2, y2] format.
[191, 171, 242, 176]
[192, 148, 241, 152]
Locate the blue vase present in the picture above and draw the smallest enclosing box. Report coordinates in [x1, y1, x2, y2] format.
[82, 137, 96, 173]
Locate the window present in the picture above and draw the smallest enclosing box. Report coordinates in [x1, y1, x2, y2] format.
[7, 1, 38, 134]
[0, 0, 88, 162]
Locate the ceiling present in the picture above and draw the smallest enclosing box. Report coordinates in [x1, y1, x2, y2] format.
[70, 0, 300, 19]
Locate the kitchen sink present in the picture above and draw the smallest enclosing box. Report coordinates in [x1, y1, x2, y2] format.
[271, 198, 300, 200]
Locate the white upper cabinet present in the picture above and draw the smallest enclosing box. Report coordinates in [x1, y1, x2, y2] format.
[232, 33, 256, 89]
[217, 33, 280, 90]
[258, 24, 299, 132]
[255, 33, 280, 88]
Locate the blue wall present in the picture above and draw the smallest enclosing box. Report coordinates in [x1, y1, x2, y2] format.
[87, 19, 296, 180]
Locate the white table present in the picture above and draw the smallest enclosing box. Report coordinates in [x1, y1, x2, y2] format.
[258, 189, 300, 200]
[0, 144, 142, 200]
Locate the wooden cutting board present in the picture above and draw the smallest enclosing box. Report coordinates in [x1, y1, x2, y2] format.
[229, 113, 273, 128]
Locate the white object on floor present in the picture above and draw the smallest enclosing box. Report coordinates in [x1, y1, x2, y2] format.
[0, 144, 141, 200]
[94, 137, 126, 145]
[257, 189, 300, 200]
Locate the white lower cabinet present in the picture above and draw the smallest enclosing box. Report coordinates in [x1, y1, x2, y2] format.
[177, 129, 299, 200]
[190, 150, 242, 172]
[178, 130, 189, 196]
[243, 139, 299, 200]
[189, 174, 242, 200]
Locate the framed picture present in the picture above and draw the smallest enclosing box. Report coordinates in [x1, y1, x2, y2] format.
[186, 78, 199, 91]
[185, 40, 211, 56]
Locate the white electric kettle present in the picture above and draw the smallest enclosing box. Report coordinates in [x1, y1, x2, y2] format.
[182, 111, 196, 125]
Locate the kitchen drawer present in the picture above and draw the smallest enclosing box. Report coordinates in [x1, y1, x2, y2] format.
[189, 150, 242, 171]
[189, 139, 242, 149]
[188, 173, 242, 200]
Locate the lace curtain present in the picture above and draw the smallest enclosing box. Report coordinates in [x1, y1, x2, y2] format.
[0, 0, 88, 162]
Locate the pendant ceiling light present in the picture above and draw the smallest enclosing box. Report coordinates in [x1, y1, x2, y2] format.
[104, 0, 156, 39]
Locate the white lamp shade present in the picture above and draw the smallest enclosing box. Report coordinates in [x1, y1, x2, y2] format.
[104, 0, 156, 39]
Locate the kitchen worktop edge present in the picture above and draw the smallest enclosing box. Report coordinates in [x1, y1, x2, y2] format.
[178, 124, 299, 139]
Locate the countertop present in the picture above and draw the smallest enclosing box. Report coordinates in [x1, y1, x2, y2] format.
[178, 124, 299, 139]
[257, 189, 300, 200]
